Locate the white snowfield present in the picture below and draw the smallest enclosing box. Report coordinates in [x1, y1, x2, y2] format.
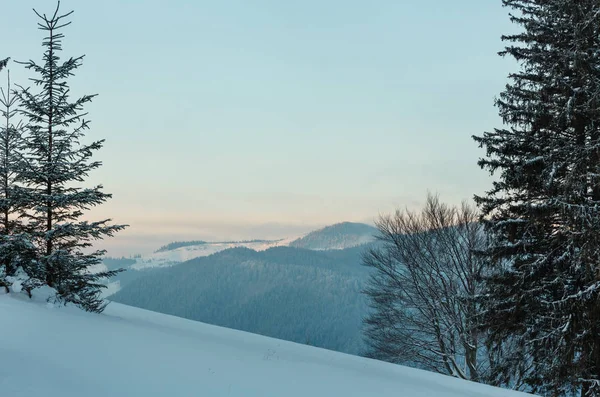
[0, 293, 535, 397]
[131, 238, 297, 270]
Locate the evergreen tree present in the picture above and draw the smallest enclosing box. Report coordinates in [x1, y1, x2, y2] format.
[0, 58, 9, 73]
[0, 68, 27, 291]
[15, 2, 126, 312]
[0, 59, 8, 291]
[474, 1, 600, 395]
[0, 68, 40, 296]
[0, 71, 25, 236]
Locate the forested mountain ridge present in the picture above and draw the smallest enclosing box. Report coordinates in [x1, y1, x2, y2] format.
[110, 222, 377, 271]
[289, 222, 377, 250]
[109, 245, 373, 355]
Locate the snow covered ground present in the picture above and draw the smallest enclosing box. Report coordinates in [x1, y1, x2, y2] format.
[131, 237, 297, 270]
[0, 293, 534, 397]
[127, 222, 378, 270]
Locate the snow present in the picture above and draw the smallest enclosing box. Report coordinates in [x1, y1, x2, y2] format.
[101, 280, 121, 298]
[131, 237, 297, 270]
[126, 222, 378, 271]
[0, 293, 535, 397]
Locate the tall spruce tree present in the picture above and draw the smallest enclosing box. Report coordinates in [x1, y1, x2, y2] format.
[0, 66, 41, 297]
[0, 58, 16, 291]
[474, 1, 600, 395]
[15, 2, 126, 312]
[0, 68, 27, 291]
[0, 71, 25, 236]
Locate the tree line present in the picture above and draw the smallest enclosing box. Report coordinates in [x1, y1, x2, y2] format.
[363, 1, 600, 396]
[0, 2, 125, 312]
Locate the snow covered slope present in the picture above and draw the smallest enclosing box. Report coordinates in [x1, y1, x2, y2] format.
[289, 222, 377, 250]
[0, 293, 534, 397]
[131, 237, 296, 270]
[126, 222, 378, 270]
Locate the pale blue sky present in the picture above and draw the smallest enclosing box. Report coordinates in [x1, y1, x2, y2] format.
[2, 1, 515, 255]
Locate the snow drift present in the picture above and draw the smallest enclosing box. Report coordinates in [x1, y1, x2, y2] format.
[0, 293, 534, 397]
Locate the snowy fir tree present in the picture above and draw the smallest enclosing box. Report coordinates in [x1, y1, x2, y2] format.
[11, 3, 126, 312]
[0, 59, 14, 292]
[0, 67, 28, 292]
[474, 1, 600, 395]
[0, 58, 8, 73]
[0, 71, 25, 237]
[0, 66, 42, 297]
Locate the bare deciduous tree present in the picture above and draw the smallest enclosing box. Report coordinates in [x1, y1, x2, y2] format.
[363, 194, 527, 388]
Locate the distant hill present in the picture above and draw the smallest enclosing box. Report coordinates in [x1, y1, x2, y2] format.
[121, 222, 378, 271]
[289, 222, 378, 250]
[154, 239, 284, 253]
[128, 238, 295, 270]
[109, 245, 372, 355]
[154, 240, 208, 252]
[102, 257, 136, 271]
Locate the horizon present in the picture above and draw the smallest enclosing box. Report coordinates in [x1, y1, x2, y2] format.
[116, 220, 379, 257]
[1, 1, 515, 256]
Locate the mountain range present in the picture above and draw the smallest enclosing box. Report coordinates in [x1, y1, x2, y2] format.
[104, 222, 379, 356]
[112, 222, 378, 271]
